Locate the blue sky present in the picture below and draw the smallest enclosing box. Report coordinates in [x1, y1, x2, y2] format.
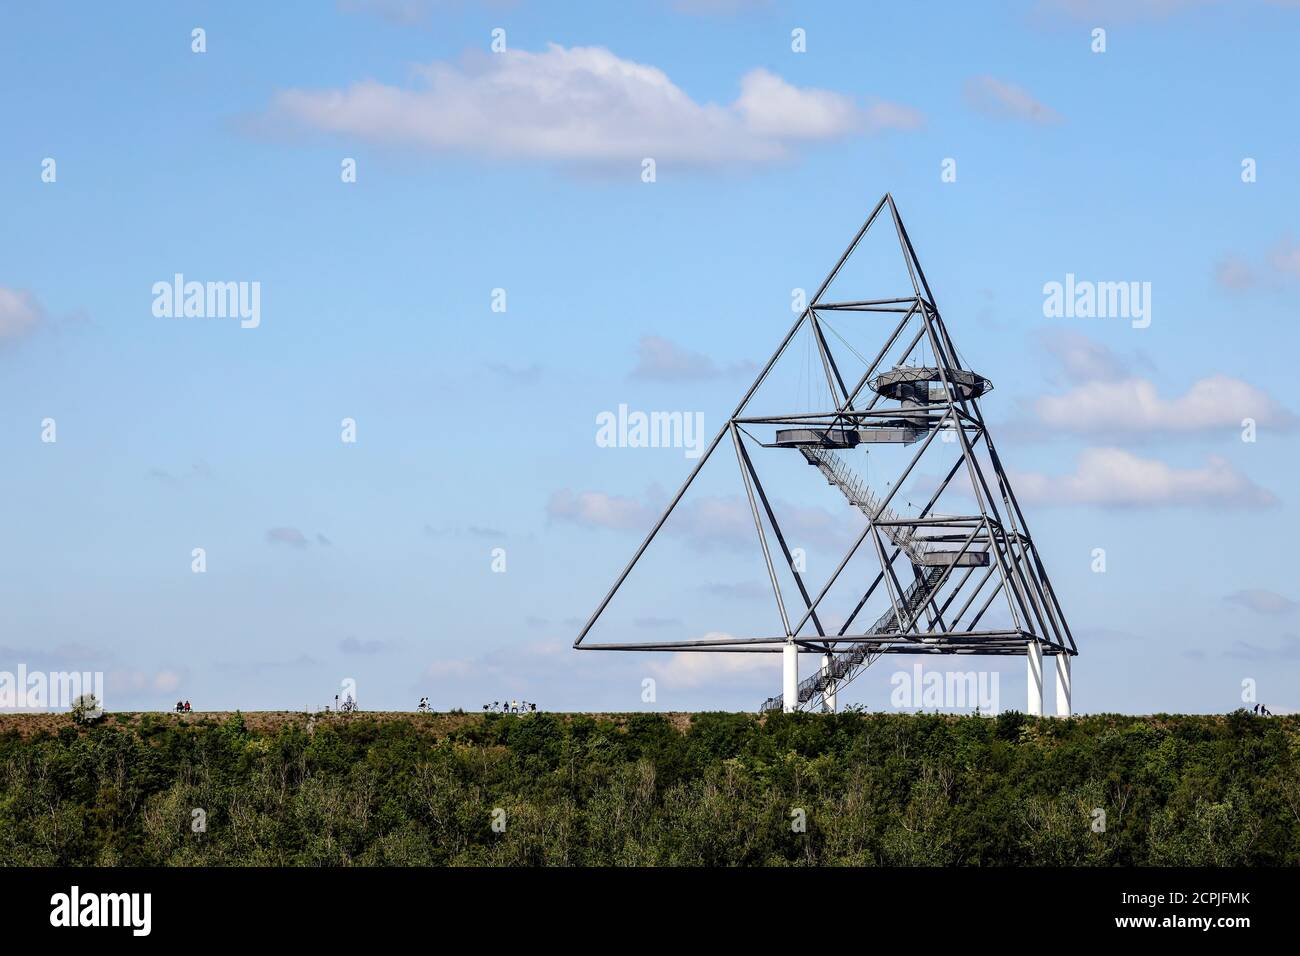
[1, 0, 1298, 715]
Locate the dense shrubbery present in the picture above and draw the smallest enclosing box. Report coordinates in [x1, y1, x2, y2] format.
[1, 710, 1296, 866]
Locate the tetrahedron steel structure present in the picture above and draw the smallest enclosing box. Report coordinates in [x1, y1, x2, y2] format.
[574, 195, 1077, 714]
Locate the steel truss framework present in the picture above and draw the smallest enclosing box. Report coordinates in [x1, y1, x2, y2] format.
[574, 195, 1077, 712]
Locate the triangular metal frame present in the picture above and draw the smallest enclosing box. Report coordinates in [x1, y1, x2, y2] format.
[574, 195, 1077, 712]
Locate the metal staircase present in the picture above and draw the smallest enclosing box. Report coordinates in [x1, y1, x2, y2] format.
[799, 446, 932, 563]
[760, 446, 950, 712]
[761, 565, 944, 712]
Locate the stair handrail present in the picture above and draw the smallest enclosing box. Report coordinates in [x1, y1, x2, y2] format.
[761, 566, 945, 711]
[803, 446, 932, 561]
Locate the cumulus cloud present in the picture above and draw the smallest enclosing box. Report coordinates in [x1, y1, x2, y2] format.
[0, 287, 46, 344]
[1027, 332, 1294, 439]
[267, 45, 918, 168]
[1214, 237, 1300, 290]
[647, 643, 774, 687]
[965, 75, 1061, 124]
[734, 69, 922, 138]
[1033, 329, 1132, 385]
[630, 335, 755, 381]
[547, 489, 652, 533]
[1034, 374, 1298, 436]
[1224, 589, 1298, 615]
[1224, 633, 1300, 662]
[1012, 447, 1276, 508]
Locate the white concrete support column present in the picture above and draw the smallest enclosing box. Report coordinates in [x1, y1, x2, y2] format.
[1026, 641, 1043, 716]
[1055, 652, 1072, 717]
[821, 653, 836, 713]
[783, 642, 799, 713]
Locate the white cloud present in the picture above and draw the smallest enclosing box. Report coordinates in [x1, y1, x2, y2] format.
[1034, 329, 1131, 384]
[674, 495, 755, 549]
[1224, 589, 1297, 615]
[1012, 447, 1276, 508]
[1214, 256, 1257, 291]
[547, 489, 652, 533]
[734, 68, 885, 138]
[630, 335, 754, 381]
[1270, 236, 1300, 278]
[965, 75, 1061, 124]
[0, 287, 45, 344]
[268, 45, 918, 168]
[1214, 237, 1300, 290]
[1034, 374, 1298, 435]
[1224, 633, 1300, 662]
[648, 643, 774, 687]
[153, 670, 184, 694]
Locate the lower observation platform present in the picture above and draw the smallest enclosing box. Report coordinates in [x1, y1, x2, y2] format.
[773, 426, 923, 447]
